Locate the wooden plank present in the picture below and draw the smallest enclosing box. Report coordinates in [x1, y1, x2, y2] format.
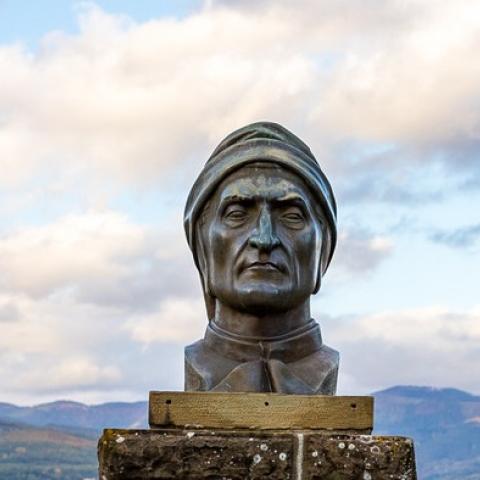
[149, 391, 373, 431]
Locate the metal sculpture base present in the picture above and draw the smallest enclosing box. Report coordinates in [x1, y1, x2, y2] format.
[97, 392, 417, 479]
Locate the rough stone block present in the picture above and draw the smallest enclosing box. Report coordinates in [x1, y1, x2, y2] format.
[303, 434, 416, 479]
[98, 429, 416, 479]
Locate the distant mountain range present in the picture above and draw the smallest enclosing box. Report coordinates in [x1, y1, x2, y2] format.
[0, 386, 479, 479]
[0, 399, 147, 432]
[0, 401, 147, 480]
[374, 386, 480, 479]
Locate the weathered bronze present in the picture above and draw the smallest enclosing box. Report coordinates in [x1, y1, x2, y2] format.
[184, 122, 339, 393]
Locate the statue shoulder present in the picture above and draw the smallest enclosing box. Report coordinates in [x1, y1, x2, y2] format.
[288, 343, 339, 394]
[184, 339, 238, 391]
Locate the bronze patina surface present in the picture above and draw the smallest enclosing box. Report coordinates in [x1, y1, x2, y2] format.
[184, 122, 339, 393]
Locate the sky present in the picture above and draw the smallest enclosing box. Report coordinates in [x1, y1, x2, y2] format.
[0, 0, 479, 405]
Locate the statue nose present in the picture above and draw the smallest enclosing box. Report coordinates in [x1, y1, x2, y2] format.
[248, 208, 280, 252]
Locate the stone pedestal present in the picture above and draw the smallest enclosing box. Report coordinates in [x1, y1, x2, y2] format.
[98, 429, 416, 479]
[98, 392, 417, 479]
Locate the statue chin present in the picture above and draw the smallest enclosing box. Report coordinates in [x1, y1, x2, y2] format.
[216, 285, 308, 315]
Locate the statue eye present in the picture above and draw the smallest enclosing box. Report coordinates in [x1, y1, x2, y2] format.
[223, 204, 249, 224]
[284, 212, 302, 221]
[281, 208, 305, 227]
[226, 210, 247, 219]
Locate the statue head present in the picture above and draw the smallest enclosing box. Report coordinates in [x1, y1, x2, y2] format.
[184, 122, 337, 320]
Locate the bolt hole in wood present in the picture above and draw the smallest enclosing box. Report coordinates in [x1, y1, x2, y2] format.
[165, 399, 172, 405]
[350, 403, 357, 409]
[264, 401, 269, 406]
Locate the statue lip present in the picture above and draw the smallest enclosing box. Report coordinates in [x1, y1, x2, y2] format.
[245, 261, 284, 272]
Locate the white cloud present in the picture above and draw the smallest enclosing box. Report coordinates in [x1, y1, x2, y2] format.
[0, 301, 20, 322]
[9, 356, 122, 392]
[0, 5, 318, 188]
[0, 210, 202, 400]
[329, 306, 480, 394]
[330, 228, 394, 279]
[0, 211, 143, 296]
[1, 0, 479, 193]
[0, 210, 199, 306]
[0, 288, 193, 400]
[125, 296, 206, 344]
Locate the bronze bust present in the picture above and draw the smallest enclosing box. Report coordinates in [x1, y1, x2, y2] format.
[184, 122, 338, 394]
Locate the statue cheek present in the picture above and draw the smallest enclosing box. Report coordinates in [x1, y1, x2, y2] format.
[293, 229, 317, 257]
[210, 224, 249, 254]
[294, 229, 321, 282]
[208, 226, 240, 279]
[209, 226, 233, 256]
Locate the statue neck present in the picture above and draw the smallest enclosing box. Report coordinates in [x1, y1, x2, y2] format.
[212, 300, 311, 339]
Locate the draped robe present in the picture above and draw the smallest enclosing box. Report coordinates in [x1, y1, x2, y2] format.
[185, 320, 338, 394]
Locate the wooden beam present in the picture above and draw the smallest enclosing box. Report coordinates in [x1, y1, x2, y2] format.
[149, 391, 373, 431]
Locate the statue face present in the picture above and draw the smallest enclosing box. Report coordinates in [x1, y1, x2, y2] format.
[201, 164, 323, 314]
